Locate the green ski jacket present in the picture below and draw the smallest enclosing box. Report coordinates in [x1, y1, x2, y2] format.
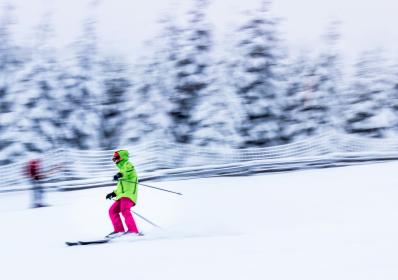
[113, 150, 138, 203]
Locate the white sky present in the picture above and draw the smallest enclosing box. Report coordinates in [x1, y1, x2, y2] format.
[2, 0, 398, 65]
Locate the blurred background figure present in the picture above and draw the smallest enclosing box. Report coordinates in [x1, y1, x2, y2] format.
[26, 158, 47, 208]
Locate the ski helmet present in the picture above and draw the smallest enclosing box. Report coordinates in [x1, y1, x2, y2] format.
[112, 151, 121, 163]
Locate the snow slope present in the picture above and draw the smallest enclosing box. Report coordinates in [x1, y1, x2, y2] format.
[1, 162, 398, 280]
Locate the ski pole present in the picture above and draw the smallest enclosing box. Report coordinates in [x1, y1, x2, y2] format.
[138, 182, 183, 196]
[132, 210, 161, 228]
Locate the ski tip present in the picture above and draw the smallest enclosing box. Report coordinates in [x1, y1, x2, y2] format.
[65, 241, 79, 246]
[65, 239, 110, 246]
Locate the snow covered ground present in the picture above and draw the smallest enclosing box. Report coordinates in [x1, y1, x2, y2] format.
[1, 162, 398, 280]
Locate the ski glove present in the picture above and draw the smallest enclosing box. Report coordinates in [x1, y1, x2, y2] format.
[106, 192, 116, 200]
[113, 172, 123, 181]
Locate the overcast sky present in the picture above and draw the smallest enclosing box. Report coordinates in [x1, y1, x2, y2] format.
[2, 0, 398, 65]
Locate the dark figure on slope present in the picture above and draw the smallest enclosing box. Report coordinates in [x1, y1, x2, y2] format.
[27, 159, 47, 208]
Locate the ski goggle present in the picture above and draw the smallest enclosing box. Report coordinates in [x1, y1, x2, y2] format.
[112, 152, 121, 163]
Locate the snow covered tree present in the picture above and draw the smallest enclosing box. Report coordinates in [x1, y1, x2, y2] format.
[120, 13, 180, 147]
[292, 61, 333, 137]
[344, 50, 396, 137]
[15, 11, 65, 155]
[285, 22, 342, 140]
[280, 52, 318, 142]
[168, 0, 213, 144]
[389, 63, 398, 135]
[0, 3, 26, 164]
[314, 24, 343, 129]
[191, 59, 243, 147]
[231, 1, 285, 147]
[97, 57, 131, 149]
[60, 2, 102, 149]
[121, 64, 170, 146]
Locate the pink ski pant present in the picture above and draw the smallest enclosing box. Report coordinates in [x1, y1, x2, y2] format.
[109, 197, 139, 233]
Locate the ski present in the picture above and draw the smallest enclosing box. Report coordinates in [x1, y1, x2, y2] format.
[65, 232, 145, 246]
[65, 239, 111, 246]
[65, 232, 210, 247]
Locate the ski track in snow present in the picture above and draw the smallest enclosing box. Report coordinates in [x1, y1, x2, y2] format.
[1, 162, 398, 280]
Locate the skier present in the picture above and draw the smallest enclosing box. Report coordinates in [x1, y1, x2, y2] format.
[26, 159, 47, 208]
[106, 149, 140, 238]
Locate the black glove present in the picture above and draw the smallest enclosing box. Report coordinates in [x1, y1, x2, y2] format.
[106, 192, 116, 200]
[113, 172, 122, 181]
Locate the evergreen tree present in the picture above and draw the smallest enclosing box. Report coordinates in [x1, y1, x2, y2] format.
[390, 63, 398, 135]
[169, 0, 213, 144]
[344, 50, 396, 137]
[120, 13, 180, 147]
[184, 2, 242, 148]
[0, 3, 26, 164]
[121, 64, 170, 146]
[294, 61, 332, 137]
[16, 11, 64, 154]
[231, 1, 285, 147]
[98, 56, 131, 149]
[191, 60, 242, 147]
[60, 2, 102, 149]
[280, 52, 317, 142]
[290, 22, 342, 139]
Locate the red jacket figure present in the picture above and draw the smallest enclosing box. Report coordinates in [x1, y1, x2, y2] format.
[26, 159, 46, 208]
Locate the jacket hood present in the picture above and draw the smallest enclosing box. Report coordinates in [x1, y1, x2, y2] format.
[116, 150, 129, 161]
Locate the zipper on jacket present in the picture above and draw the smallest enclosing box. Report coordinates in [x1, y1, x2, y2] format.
[120, 181, 124, 193]
[133, 179, 137, 194]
